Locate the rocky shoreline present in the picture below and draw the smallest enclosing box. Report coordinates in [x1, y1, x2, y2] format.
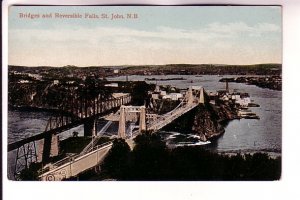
[163, 101, 238, 142]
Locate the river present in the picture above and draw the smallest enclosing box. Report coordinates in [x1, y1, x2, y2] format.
[108, 75, 282, 155]
[7, 75, 281, 179]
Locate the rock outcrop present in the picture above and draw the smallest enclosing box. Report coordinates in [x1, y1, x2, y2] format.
[163, 101, 238, 142]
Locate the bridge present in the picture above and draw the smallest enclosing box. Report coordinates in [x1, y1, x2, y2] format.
[37, 86, 208, 181]
[39, 142, 113, 181]
[8, 92, 132, 178]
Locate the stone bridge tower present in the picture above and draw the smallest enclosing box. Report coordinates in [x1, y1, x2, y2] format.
[117, 105, 146, 138]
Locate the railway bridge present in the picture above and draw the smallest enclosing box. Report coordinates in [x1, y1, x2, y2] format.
[8, 92, 132, 178]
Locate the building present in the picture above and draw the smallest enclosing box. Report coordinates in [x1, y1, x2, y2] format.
[28, 73, 42, 80]
[162, 95, 172, 100]
[235, 97, 251, 107]
[112, 93, 129, 99]
[105, 83, 119, 88]
[191, 86, 202, 90]
[66, 81, 75, 85]
[151, 93, 160, 100]
[160, 91, 167, 96]
[154, 85, 160, 93]
[53, 80, 59, 85]
[169, 93, 183, 101]
[18, 80, 30, 84]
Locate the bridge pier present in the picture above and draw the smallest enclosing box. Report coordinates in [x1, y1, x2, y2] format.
[188, 86, 194, 104]
[118, 105, 147, 138]
[199, 87, 205, 104]
[118, 106, 126, 138]
[139, 106, 146, 132]
[8, 93, 133, 168]
[37, 134, 59, 163]
[84, 118, 97, 137]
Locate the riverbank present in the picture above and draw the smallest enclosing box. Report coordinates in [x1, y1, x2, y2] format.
[69, 135, 281, 181]
[145, 77, 186, 81]
[162, 100, 238, 142]
[120, 63, 281, 76]
[9, 74, 281, 180]
[9, 104, 64, 114]
[220, 76, 282, 91]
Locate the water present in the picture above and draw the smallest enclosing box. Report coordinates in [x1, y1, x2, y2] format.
[7, 75, 281, 178]
[108, 75, 282, 155]
[7, 111, 119, 179]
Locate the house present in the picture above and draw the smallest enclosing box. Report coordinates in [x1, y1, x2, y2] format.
[112, 93, 130, 99]
[154, 85, 160, 92]
[162, 95, 172, 100]
[169, 93, 183, 101]
[236, 97, 251, 107]
[105, 83, 119, 88]
[160, 90, 167, 96]
[151, 93, 160, 100]
[231, 94, 241, 101]
[53, 80, 59, 85]
[191, 86, 202, 90]
[28, 73, 42, 80]
[66, 81, 75, 84]
[18, 80, 30, 84]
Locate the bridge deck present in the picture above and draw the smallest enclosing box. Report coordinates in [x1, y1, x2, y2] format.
[39, 102, 201, 181]
[39, 143, 113, 181]
[148, 103, 198, 131]
[37, 89, 206, 180]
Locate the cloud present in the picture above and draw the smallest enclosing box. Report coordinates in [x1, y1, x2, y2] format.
[9, 21, 280, 46]
[205, 21, 280, 37]
[8, 21, 281, 66]
[256, 23, 280, 32]
[207, 22, 253, 33]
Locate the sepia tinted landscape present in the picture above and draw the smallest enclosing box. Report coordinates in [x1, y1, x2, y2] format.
[7, 6, 281, 181]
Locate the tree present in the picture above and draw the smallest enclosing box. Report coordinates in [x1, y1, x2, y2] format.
[101, 138, 131, 179]
[19, 163, 41, 181]
[131, 133, 170, 180]
[131, 81, 152, 106]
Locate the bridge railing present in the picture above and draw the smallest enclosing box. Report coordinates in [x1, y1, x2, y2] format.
[147, 102, 198, 131]
[45, 141, 113, 172]
[90, 141, 113, 152]
[52, 155, 74, 168]
[39, 142, 113, 180]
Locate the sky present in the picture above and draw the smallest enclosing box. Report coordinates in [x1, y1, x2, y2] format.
[8, 6, 282, 67]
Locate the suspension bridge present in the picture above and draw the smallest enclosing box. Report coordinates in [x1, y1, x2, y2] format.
[38, 86, 207, 181]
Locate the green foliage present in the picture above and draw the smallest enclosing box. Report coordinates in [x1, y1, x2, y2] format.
[19, 162, 42, 181]
[59, 137, 92, 154]
[130, 133, 170, 180]
[8, 72, 113, 108]
[163, 105, 197, 134]
[101, 138, 131, 179]
[99, 134, 281, 181]
[130, 81, 153, 106]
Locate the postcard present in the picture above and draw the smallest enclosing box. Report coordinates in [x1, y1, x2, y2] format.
[5, 5, 282, 183]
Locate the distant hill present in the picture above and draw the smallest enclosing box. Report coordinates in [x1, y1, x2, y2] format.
[122, 63, 282, 75]
[8, 63, 281, 76]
